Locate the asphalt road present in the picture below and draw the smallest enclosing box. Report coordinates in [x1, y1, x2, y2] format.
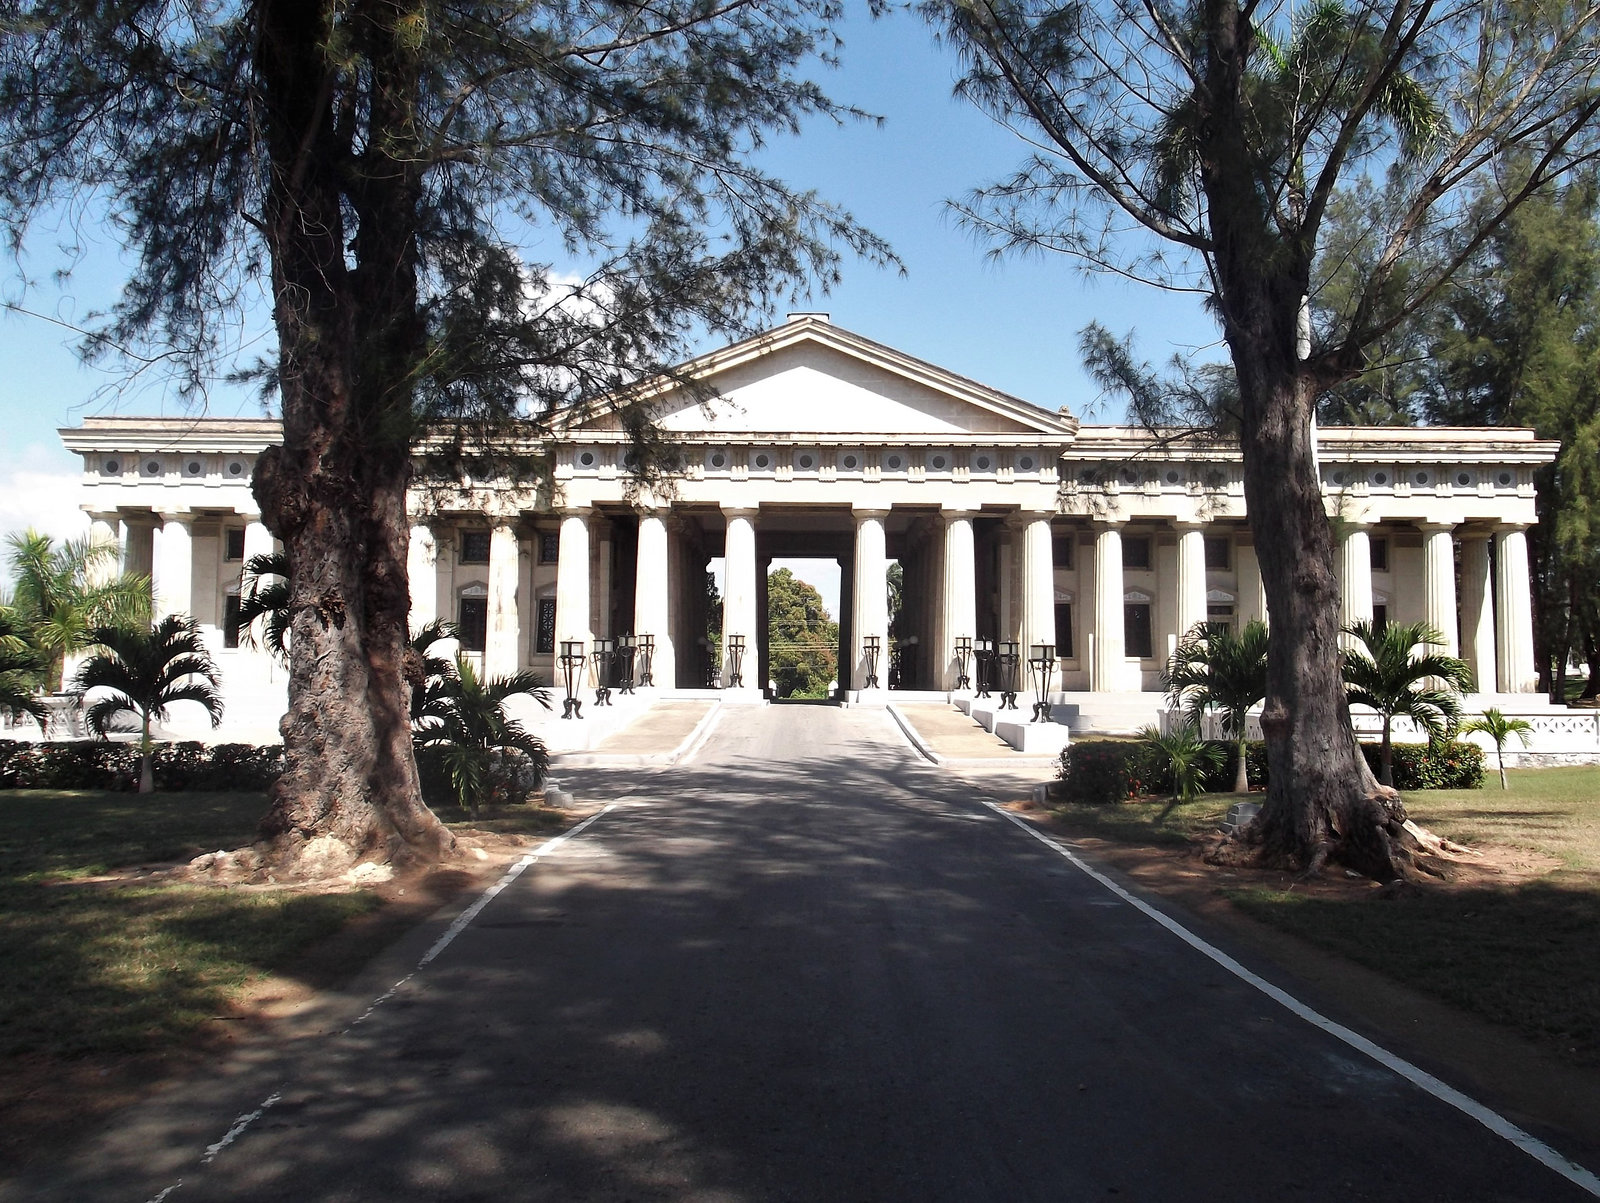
[13, 705, 1599, 1201]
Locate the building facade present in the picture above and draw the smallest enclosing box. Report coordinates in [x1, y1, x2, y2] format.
[60, 315, 1555, 734]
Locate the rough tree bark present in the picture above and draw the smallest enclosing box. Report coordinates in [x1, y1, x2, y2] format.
[249, 0, 452, 876]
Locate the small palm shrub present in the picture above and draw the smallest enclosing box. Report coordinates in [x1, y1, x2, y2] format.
[413, 658, 550, 819]
[1461, 708, 1535, 789]
[1138, 723, 1226, 804]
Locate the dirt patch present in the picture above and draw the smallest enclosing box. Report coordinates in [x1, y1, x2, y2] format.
[0, 823, 559, 1174]
[1007, 798, 1600, 1159]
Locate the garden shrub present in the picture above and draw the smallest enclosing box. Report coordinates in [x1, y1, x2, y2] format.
[0, 740, 285, 791]
[1056, 740, 1164, 804]
[1362, 741, 1484, 790]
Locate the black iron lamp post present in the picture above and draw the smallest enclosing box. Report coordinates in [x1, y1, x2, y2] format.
[727, 633, 747, 687]
[974, 637, 994, 699]
[637, 634, 656, 687]
[997, 640, 1021, 710]
[559, 640, 585, 719]
[863, 634, 882, 688]
[616, 634, 637, 695]
[954, 636, 973, 690]
[1028, 643, 1056, 722]
[592, 637, 615, 706]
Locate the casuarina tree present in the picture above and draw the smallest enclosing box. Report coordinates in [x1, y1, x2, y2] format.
[0, 0, 888, 875]
[926, 0, 1600, 879]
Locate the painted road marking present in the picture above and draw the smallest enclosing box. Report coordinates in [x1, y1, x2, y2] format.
[981, 798, 1600, 1198]
[143, 802, 620, 1203]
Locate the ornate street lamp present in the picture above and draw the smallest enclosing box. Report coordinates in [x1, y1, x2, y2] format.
[954, 636, 973, 691]
[727, 633, 747, 687]
[616, 634, 637, 695]
[1028, 643, 1057, 722]
[559, 640, 586, 719]
[637, 634, 656, 687]
[592, 637, 615, 706]
[997, 640, 1021, 710]
[974, 637, 994, 699]
[863, 634, 882, 689]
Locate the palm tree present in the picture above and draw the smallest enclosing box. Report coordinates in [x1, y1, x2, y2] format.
[235, 550, 291, 663]
[1138, 722, 1226, 810]
[406, 619, 460, 722]
[0, 601, 47, 726]
[1461, 708, 1535, 790]
[1341, 620, 1473, 788]
[414, 658, 550, 819]
[75, 615, 224, 793]
[7, 529, 150, 691]
[1163, 620, 1270, 793]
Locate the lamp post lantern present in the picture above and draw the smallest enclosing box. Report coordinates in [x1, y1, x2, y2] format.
[1028, 643, 1057, 722]
[997, 640, 1020, 710]
[727, 633, 747, 688]
[863, 634, 881, 689]
[637, 634, 656, 687]
[592, 637, 615, 706]
[559, 640, 586, 719]
[616, 634, 637, 695]
[954, 636, 973, 691]
[974, 637, 994, 698]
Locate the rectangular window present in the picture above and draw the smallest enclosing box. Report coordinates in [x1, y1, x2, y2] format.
[224, 528, 246, 562]
[1054, 539, 1074, 570]
[1125, 603, 1153, 659]
[1054, 603, 1074, 659]
[1370, 537, 1389, 573]
[1204, 536, 1231, 570]
[458, 597, 488, 651]
[539, 532, 561, 564]
[460, 531, 491, 564]
[1122, 536, 1152, 571]
[537, 597, 557, 654]
[1372, 603, 1389, 634]
[222, 593, 241, 649]
[1206, 603, 1235, 634]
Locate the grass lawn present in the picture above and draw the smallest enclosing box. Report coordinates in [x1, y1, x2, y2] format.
[0, 790, 381, 1062]
[1051, 766, 1600, 1061]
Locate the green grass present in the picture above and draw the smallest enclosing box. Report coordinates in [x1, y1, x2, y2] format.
[1049, 793, 1237, 846]
[0, 790, 382, 1061]
[1404, 766, 1600, 872]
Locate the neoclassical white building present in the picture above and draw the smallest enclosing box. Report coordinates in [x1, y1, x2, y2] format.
[60, 314, 1558, 741]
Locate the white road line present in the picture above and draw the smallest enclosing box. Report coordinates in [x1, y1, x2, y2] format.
[144, 803, 620, 1203]
[981, 798, 1600, 1198]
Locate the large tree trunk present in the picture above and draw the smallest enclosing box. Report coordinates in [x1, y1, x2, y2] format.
[247, 0, 451, 877]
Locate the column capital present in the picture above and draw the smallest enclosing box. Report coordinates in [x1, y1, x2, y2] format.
[721, 505, 761, 521]
[1494, 521, 1531, 535]
[157, 509, 192, 523]
[1090, 518, 1125, 533]
[1172, 519, 1206, 534]
[1415, 520, 1456, 535]
[851, 506, 890, 522]
[939, 504, 977, 519]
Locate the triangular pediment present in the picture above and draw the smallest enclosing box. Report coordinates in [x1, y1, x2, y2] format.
[556, 317, 1078, 440]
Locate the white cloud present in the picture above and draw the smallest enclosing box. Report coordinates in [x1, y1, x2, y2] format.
[0, 442, 88, 554]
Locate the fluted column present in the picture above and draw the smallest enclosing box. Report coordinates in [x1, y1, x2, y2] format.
[1018, 511, 1057, 657]
[635, 510, 675, 689]
[1461, 534, 1495, 694]
[1091, 523, 1125, 692]
[721, 507, 759, 689]
[939, 508, 976, 690]
[1495, 524, 1537, 693]
[1419, 522, 1459, 657]
[1175, 523, 1207, 643]
[1338, 523, 1374, 640]
[407, 522, 438, 630]
[851, 508, 889, 691]
[87, 513, 120, 585]
[153, 513, 192, 621]
[554, 509, 592, 650]
[486, 520, 521, 679]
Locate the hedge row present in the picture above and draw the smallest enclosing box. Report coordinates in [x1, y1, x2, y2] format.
[0, 740, 284, 792]
[1056, 737, 1484, 803]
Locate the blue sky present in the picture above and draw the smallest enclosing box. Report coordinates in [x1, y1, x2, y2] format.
[0, 4, 1221, 580]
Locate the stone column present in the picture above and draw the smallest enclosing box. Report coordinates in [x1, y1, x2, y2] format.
[1091, 523, 1125, 692]
[721, 507, 759, 688]
[1419, 522, 1459, 657]
[635, 509, 675, 689]
[851, 508, 889, 691]
[486, 520, 521, 679]
[1338, 522, 1374, 638]
[554, 509, 592, 650]
[1460, 533, 1495, 694]
[939, 508, 976, 690]
[1018, 511, 1057, 657]
[1495, 524, 1537, 693]
[87, 513, 120, 585]
[407, 522, 438, 630]
[153, 513, 193, 621]
[1175, 523, 1207, 643]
